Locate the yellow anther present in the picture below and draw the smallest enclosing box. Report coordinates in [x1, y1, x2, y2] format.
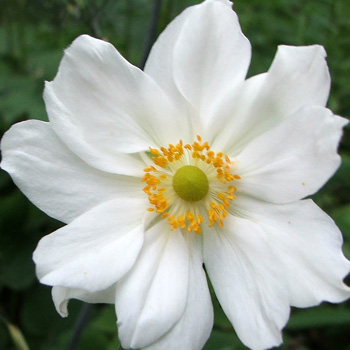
[149, 148, 160, 155]
[153, 156, 168, 167]
[225, 173, 235, 181]
[186, 212, 194, 220]
[192, 151, 199, 158]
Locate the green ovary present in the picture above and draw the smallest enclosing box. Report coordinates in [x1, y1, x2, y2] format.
[172, 165, 209, 202]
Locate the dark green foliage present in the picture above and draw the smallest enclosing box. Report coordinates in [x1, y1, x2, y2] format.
[0, 0, 349, 349]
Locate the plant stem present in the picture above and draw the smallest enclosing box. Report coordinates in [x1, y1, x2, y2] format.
[67, 304, 93, 350]
[140, 0, 163, 69]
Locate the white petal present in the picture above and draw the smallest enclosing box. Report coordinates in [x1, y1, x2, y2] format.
[33, 198, 146, 292]
[143, 233, 213, 350]
[236, 106, 348, 203]
[52, 285, 116, 317]
[173, 1, 250, 121]
[145, 0, 250, 128]
[115, 221, 189, 349]
[268, 45, 330, 107]
[213, 45, 331, 155]
[0, 121, 144, 223]
[144, 0, 194, 115]
[203, 215, 290, 350]
[46, 35, 188, 173]
[232, 195, 350, 306]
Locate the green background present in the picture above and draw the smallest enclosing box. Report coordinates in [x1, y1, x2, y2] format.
[1, 0, 350, 349]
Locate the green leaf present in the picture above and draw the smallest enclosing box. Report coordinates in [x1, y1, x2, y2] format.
[78, 328, 110, 350]
[204, 330, 245, 350]
[0, 191, 29, 231]
[20, 285, 78, 336]
[331, 204, 350, 240]
[89, 305, 117, 334]
[287, 305, 350, 329]
[0, 248, 35, 290]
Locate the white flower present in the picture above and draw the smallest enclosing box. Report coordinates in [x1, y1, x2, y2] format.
[1, 0, 349, 349]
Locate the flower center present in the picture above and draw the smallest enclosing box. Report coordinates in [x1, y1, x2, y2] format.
[172, 165, 209, 202]
[142, 136, 241, 234]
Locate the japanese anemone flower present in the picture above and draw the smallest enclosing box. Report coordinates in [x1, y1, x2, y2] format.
[1, 0, 349, 349]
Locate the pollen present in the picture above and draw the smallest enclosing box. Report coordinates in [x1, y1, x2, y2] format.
[142, 136, 240, 234]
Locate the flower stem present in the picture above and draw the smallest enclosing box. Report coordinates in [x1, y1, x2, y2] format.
[67, 304, 93, 350]
[140, 0, 163, 69]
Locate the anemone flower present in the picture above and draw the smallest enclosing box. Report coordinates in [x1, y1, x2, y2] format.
[1, 0, 349, 349]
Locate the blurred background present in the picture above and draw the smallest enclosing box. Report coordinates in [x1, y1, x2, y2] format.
[0, 0, 350, 349]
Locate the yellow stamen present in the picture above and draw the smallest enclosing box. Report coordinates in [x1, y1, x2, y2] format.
[141, 137, 241, 234]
